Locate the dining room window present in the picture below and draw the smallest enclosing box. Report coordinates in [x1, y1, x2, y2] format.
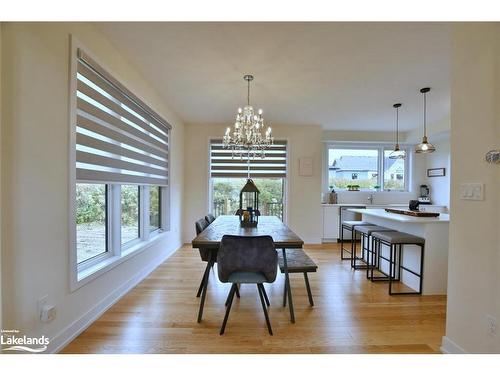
[121, 185, 140, 246]
[76, 183, 108, 264]
[71, 42, 172, 288]
[149, 185, 161, 232]
[209, 140, 287, 221]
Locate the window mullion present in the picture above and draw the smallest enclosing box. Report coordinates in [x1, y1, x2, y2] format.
[379, 147, 384, 190]
[143, 186, 151, 241]
[110, 184, 122, 256]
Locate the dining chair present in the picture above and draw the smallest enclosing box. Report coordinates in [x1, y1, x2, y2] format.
[205, 213, 216, 224]
[195, 218, 241, 300]
[217, 235, 278, 335]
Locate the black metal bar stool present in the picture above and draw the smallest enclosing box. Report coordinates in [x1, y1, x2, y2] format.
[352, 225, 396, 270]
[340, 221, 372, 264]
[371, 231, 425, 295]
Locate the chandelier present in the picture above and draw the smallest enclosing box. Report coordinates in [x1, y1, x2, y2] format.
[223, 74, 273, 159]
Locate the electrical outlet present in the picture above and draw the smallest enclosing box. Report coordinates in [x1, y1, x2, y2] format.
[487, 315, 497, 337]
[37, 295, 48, 320]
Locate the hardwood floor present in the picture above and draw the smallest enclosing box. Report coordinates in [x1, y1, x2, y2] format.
[61, 243, 446, 354]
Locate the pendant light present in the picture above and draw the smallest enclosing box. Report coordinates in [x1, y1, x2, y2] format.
[389, 103, 406, 159]
[415, 87, 436, 153]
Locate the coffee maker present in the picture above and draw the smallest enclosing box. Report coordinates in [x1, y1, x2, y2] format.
[418, 185, 431, 204]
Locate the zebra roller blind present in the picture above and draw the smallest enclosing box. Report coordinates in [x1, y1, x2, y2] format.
[75, 49, 171, 186]
[210, 140, 287, 178]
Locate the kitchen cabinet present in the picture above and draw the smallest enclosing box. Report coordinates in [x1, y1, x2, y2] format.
[322, 205, 339, 241]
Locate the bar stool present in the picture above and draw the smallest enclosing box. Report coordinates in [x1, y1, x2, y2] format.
[340, 221, 372, 264]
[352, 225, 396, 271]
[371, 231, 425, 295]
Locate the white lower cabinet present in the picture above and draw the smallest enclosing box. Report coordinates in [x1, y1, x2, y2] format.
[322, 206, 340, 242]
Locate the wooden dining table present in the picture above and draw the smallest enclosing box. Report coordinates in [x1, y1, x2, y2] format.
[191, 215, 304, 324]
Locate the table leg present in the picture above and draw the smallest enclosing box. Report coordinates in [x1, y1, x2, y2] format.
[282, 248, 295, 323]
[197, 250, 215, 323]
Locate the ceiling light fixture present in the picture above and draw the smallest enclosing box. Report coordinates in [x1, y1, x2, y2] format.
[223, 74, 273, 159]
[415, 87, 436, 154]
[389, 103, 406, 159]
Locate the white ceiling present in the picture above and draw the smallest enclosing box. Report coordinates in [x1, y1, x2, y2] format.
[97, 22, 451, 132]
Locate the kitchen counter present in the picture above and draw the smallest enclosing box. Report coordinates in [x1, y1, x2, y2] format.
[348, 208, 450, 223]
[347, 208, 449, 295]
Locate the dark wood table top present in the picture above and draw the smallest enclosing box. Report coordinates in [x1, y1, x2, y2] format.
[192, 215, 304, 249]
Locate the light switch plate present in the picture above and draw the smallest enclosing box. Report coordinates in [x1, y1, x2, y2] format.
[459, 183, 485, 201]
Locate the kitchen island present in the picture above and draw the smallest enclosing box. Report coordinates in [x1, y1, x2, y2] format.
[348, 208, 449, 295]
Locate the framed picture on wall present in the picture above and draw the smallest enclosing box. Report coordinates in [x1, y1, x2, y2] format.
[427, 168, 446, 177]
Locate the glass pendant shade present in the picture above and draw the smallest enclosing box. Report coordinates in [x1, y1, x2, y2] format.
[389, 145, 407, 159]
[415, 136, 436, 153]
[389, 103, 406, 159]
[415, 87, 435, 154]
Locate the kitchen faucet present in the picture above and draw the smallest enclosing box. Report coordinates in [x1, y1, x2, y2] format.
[367, 194, 374, 205]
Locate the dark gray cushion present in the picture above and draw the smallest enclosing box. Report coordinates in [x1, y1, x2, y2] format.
[372, 231, 425, 244]
[355, 225, 396, 236]
[228, 272, 268, 284]
[195, 218, 213, 262]
[205, 214, 216, 224]
[217, 235, 277, 283]
[342, 220, 372, 229]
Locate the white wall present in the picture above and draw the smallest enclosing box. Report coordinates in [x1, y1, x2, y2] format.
[0, 22, 3, 333]
[443, 23, 500, 353]
[424, 136, 451, 207]
[183, 123, 323, 244]
[1, 23, 185, 352]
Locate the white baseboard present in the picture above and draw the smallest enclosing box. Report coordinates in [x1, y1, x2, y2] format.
[48, 244, 180, 353]
[441, 336, 467, 354]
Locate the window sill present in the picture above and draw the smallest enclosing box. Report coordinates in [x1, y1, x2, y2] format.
[71, 229, 167, 292]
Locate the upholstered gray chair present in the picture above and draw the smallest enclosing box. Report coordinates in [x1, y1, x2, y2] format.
[195, 218, 241, 301]
[205, 213, 216, 224]
[195, 218, 213, 298]
[217, 235, 278, 335]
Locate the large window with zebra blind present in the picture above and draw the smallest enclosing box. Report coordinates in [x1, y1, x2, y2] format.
[209, 139, 288, 221]
[69, 40, 171, 288]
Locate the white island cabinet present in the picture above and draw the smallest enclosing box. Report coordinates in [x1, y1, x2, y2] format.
[349, 208, 449, 295]
[322, 205, 340, 241]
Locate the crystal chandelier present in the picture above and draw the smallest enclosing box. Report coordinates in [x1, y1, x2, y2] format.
[223, 74, 273, 159]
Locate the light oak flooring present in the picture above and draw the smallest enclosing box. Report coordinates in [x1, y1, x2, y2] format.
[61, 243, 446, 354]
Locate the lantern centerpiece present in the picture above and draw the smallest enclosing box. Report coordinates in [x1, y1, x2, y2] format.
[236, 179, 261, 227]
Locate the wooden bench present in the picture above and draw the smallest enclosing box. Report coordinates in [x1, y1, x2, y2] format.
[278, 249, 318, 307]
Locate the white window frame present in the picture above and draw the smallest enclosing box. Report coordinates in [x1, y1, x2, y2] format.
[206, 137, 290, 224]
[69, 36, 170, 291]
[324, 142, 411, 193]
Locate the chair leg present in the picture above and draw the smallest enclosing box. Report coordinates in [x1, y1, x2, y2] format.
[197, 255, 215, 323]
[303, 272, 314, 306]
[283, 280, 287, 307]
[220, 284, 237, 335]
[196, 261, 211, 297]
[226, 284, 241, 306]
[259, 284, 270, 307]
[235, 284, 241, 298]
[257, 283, 273, 335]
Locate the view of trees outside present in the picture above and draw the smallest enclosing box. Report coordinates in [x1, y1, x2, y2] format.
[121, 185, 139, 245]
[212, 178, 284, 220]
[76, 183, 107, 263]
[328, 149, 379, 190]
[149, 186, 161, 231]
